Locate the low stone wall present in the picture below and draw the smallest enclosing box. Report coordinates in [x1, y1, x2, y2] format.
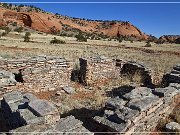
[162, 64, 180, 87]
[93, 86, 179, 134]
[79, 57, 154, 87]
[91, 65, 180, 134]
[79, 56, 121, 86]
[119, 61, 154, 87]
[0, 55, 73, 92]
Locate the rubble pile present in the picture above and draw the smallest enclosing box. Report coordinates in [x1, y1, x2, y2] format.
[0, 91, 93, 134]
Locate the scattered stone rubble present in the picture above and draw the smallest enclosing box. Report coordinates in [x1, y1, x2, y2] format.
[0, 90, 93, 134]
[92, 65, 180, 134]
[93, 86, 179, 134]
[0, 55, 73, 92]
[0, 91, 60, 129]
[9, 115, 93, 135]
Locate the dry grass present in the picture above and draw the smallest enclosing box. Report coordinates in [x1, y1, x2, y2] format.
[1, 32, 180, 112]
[1, 32, 180, 83]
[1, 33, 179, 69]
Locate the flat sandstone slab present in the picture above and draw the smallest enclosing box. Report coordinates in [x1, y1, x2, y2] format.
[28, 99, 59, 116]
[3, 91, 23, 104]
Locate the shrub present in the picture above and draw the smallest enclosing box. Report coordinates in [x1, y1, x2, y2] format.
[175, 37, 180, 44]
[95, 37, 101, 40]
[145, 41, 152, 47]
[50, 37, 66, 44]
[75, 33, 87, 42]
[1, 32, 7, 37]
[24, 32, 31, 42]
[0, 26, 11, 35]
[155, 39, 165, 44]
[14, 27, 23, 33]
[11, 22, 17, 26]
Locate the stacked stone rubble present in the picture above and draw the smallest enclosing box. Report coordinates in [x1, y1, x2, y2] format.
[93, 86, 179, 134]
[0, 55, 73, 92]
[162, 64, 180, 87]
[0, 91, 93, 134]
[92, 65, 180, 134]
[0, 91, 60, 130]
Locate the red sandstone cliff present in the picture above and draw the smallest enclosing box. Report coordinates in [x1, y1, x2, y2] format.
[0, 5, 149, 40]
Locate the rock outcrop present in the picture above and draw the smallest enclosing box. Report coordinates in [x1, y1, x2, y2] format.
[159, 35, 180, 43]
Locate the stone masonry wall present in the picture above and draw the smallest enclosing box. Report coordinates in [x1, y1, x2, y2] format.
[79, 57, 154, 87]
[0, 55, 73, 92]
[92, 64, 180, 134]
[79, 56, 121, 86]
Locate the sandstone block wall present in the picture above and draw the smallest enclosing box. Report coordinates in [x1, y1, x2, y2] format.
[92, 65, 180, 134]
[79, 56, 121, 86]
[79, 57, 154, 87]
[162, 64, 180, 87]
[93, 86, 179, 134]
[0, 55, 73, 92]
[119, 61, 154, 87]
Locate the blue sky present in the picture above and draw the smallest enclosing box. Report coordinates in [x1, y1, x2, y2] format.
[2, 0, 180, 37]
